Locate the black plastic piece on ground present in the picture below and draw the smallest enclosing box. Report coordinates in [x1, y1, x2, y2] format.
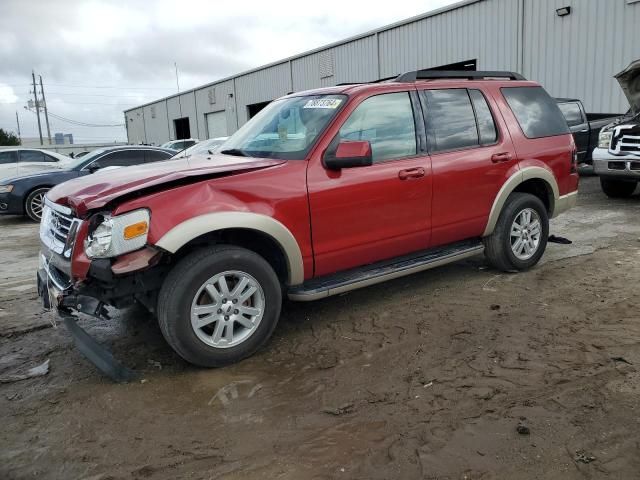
[548, 235, 572, 245]
[62, 314, 140, 383]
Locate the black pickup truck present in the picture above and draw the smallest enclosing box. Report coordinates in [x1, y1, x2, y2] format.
[556, 98, 621, 165]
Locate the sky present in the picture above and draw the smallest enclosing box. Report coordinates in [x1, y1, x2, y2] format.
[0, 0, 460, 144]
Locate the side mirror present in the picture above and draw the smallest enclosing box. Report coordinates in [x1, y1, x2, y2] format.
[87, 163, 101, 173]
[323, 140, 373, 170]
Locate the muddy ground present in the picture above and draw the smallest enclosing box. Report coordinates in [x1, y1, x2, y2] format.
[1, 174, 640, 480]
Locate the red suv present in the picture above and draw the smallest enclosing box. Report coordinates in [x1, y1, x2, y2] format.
[38, 70, 578, 370]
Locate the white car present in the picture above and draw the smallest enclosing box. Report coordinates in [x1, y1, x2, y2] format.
[171, 137, 228, 159]
[0, 148, 71, 180]
[160, 138, 199, 151]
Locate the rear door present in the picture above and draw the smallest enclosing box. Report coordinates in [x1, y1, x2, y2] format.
[0, 151, 19, 180]
[17, 149, 59, 175]
[558, 101, 589, 162]
[419, 87, 518, 246]
[307, 89, 432, 277]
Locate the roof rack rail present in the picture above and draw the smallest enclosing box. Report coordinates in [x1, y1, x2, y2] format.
[335, 75, 402, 87]
[394, 70, 526, 82]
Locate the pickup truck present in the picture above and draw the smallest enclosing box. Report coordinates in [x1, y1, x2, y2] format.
[556, 98, 621, 165]
[37, 70, 579, 372]
[592, 59, 640, 198]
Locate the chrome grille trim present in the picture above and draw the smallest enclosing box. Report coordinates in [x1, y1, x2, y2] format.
[40, 198, 80, 258]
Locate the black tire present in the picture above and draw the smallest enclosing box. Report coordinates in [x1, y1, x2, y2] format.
[483, 192, 549, 272]
[600, 178, 637, 199]
[24, 187, 50, 222]
[157, 245, 282, 367]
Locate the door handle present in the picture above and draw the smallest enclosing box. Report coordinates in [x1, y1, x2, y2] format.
[398, 167, 425, 180]
[491, 152, 513, 163]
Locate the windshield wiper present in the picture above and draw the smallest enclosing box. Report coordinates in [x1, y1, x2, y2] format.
[220, 148, 249, 157]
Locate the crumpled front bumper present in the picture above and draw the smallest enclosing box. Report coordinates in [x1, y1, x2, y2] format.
[37, 254, 139, 383]
[592, 148, 640, 179]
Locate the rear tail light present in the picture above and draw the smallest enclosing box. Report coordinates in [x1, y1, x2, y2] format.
[570, 149, 578, 173]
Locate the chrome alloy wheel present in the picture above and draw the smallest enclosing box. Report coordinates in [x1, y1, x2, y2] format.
[190, 270, 265, 349]
[510, 208, 542, 260]
[30, 191, 46, 220]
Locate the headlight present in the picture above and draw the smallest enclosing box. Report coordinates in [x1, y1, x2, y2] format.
[0, 185, 14, 194]
[84, 209, 150, 259]
[598, 131, 613, 149]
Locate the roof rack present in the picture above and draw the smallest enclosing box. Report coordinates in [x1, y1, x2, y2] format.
[394, 70, 526, 82]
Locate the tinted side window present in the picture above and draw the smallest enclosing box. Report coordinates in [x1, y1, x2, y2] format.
[19, 150, 45, 163]
[338, 92, 416, 163]
[424, 89, 478, 152]
[43, 153, 59, 163]
[145, 150, 171, 163]
[94, 150, 146, 168]
[0, 151, 18, 164]
[502, 87, 570, 138]
[469, 90, 498, 145]
[558, 102, 584, 127]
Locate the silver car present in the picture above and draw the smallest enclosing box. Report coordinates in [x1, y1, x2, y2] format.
[0, 148, 71, 180]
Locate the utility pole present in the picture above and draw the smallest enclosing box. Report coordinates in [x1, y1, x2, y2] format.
[15, 111, 21, 143]
[31, 71, 43, 145]
[39, 75, 52, 145]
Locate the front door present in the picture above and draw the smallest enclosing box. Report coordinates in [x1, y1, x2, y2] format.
[307, 90, 432, 277]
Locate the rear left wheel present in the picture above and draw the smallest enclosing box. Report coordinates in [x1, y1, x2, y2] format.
[483, 192, 549, 272]
[25, 187, 49, 222]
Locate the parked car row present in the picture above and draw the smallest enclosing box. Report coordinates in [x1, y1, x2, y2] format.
[0, 137, 228, 221]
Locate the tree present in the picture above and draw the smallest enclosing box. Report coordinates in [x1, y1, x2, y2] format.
[0, 128, 20, 146]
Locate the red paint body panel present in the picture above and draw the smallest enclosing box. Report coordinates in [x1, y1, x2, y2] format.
[113, 161, 315, 279]
[47, 154, 286, 216]
[50, 79, 577, 285]
[424, 83, 520, 246]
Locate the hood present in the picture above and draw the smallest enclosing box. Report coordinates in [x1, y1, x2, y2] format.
[615, 59, 640, 114]
[1, 169, 77, 185]
[47, 153, 286, 216]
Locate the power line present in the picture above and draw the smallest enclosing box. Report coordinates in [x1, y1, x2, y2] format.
[3, 83, 176, 90]
[24, 106, 124, 127]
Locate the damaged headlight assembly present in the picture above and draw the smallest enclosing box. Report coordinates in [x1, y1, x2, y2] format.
[84, 209, 150, 259]
[598, 130, 613, 149]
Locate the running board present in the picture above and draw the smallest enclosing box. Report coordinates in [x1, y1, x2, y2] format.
[288, 239, 484, 301]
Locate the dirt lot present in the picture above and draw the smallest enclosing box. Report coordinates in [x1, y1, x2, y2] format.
[1, 174, 640, 480]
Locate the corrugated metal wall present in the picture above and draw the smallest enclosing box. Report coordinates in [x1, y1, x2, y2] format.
[379, 0, 520, 76]
[522, 0, 640, 113]
[126, 0, 640, 144]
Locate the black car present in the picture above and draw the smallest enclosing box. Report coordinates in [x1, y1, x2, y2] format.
[0, 146, 175, 222]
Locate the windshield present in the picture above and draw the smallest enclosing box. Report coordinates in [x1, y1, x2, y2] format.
[221, 94, 346, 160]
[60, 149, 106, 170]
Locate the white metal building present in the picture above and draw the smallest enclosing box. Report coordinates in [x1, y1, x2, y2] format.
[124, 0, 640, 145]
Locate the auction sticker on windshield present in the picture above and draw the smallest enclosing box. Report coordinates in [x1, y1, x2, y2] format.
[303, 98, 342, 109]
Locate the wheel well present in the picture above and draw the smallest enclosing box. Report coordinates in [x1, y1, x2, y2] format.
[513, 179, 554, 214]
[171, 228, 289, 284]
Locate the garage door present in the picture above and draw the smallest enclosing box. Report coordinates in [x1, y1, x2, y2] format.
[206, 111, 228, 138]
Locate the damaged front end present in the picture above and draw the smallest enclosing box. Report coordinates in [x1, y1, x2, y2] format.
[38, 198, 167, 381]
[593, 60, 640, 176]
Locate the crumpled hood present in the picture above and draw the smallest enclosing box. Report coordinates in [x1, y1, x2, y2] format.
[615, 59, 640, 114]
[47, 153, 286, 216]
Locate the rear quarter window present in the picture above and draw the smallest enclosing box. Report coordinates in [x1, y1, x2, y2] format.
[502, 86, 570, 138]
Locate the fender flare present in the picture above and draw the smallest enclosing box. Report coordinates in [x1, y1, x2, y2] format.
[482, 167, 559, 237]
[155, 212, 305, 285]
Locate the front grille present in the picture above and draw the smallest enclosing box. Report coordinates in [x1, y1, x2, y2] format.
[619, 135, 640, 154]
[40, 199, 79, 258]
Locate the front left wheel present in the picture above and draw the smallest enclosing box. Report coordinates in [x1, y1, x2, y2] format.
[157, 245, 282, 367]
[25, 187, 49, 222]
